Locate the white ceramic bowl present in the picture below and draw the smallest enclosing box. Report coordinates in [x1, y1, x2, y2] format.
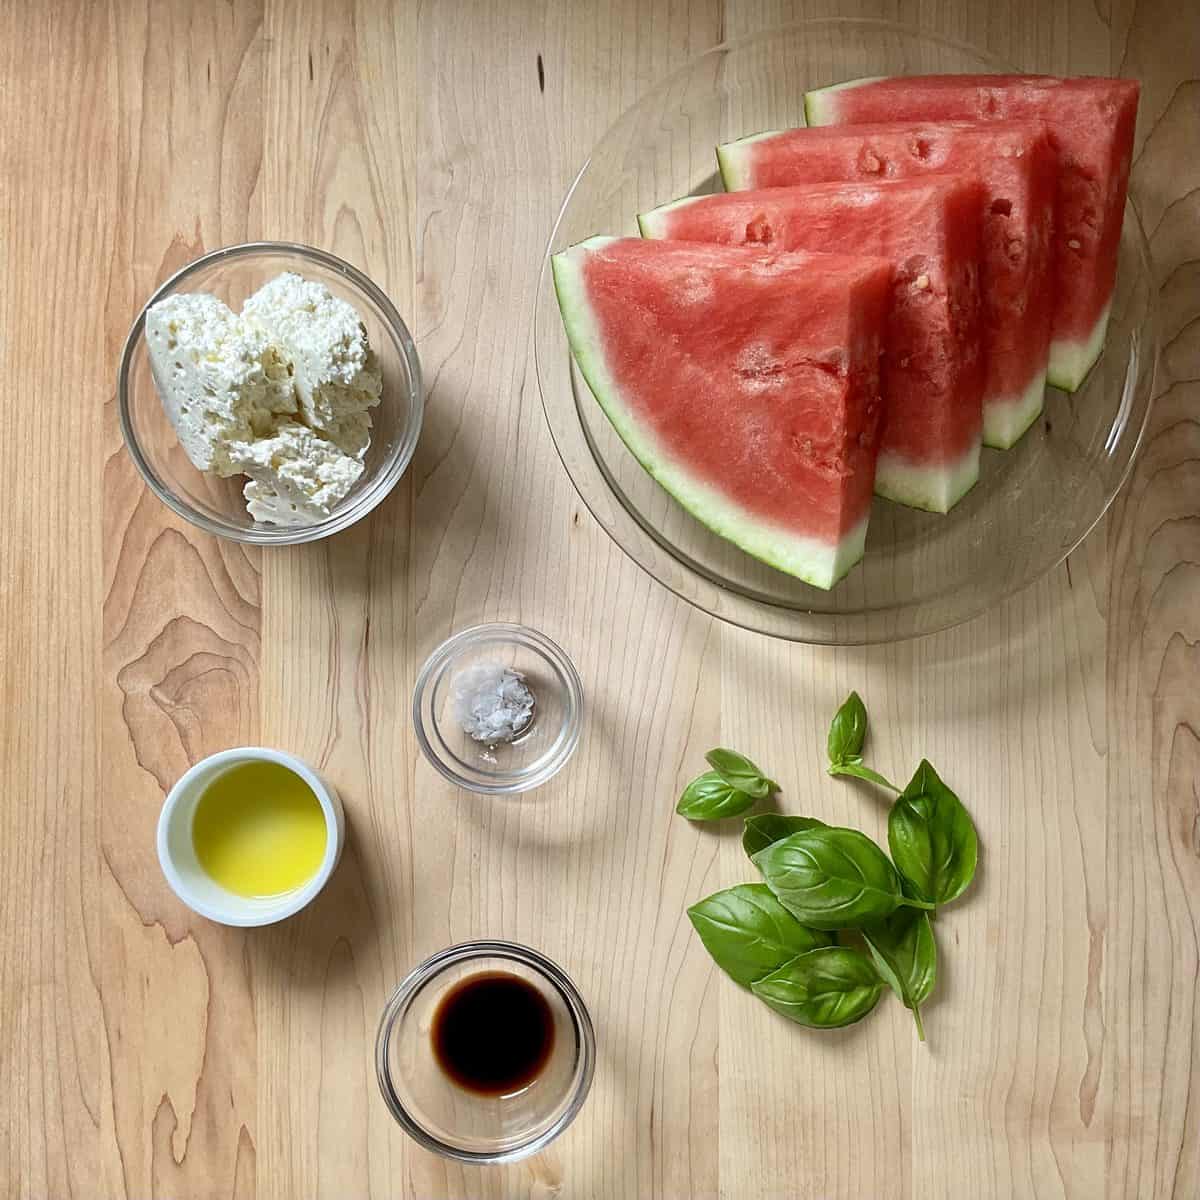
[157, 747, 345, 926]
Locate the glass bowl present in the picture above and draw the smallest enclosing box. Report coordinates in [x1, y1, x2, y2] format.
[375, 941, 596, 1164]
[533, 19, 1157, 644]
[118, 241, 423, 544]
[412, 623, 583, 794]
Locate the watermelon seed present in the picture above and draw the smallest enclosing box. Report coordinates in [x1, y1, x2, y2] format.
[990, 198, 1013, 217]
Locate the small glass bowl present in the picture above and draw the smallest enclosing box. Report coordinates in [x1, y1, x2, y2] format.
[118, 241, 423, 545]
[376, 941, 596, 1164]
[412, 623, 583, 794]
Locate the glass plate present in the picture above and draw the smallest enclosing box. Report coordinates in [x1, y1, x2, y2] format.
[533, 19, 1157, 644]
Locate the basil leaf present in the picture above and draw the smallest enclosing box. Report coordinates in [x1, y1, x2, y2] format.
[687, 884, 832, 987]
[751, 947, 884, 1028]
[862, 909, 936, 1041]
[752, 827, 929, 930]
[742, 814, 826, 859]
[705, 748, 779, 799]
[827, 691, 868, 765]
[828, 761, 900, 792]
[888, 760, 978, 905]
[676, 771, 756, 821]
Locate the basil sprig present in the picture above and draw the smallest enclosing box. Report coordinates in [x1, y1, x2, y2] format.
[742, 813, 825, 858]
[705, 748, 779, 799]
[827, 690, 868, 763]
[888, 760, 978, 906]
[826, 691, 900, 791]
[752, 827, 933, 930]
[861, 910, 936, 1041]
[676, 771, 757, 821]
[751, 946, 884, 1029]
[687, 884, 831, 987]
[676, 749, 779, 820]
[679, 695, 980, 1044]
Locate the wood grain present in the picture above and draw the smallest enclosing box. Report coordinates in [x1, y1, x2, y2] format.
[0, 0, 1196, 1197]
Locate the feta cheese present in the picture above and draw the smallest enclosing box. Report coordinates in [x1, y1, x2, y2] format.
[145, 293, 295, 474]
[321, 409, 374, 461]
[240, 421, 364, 525]
[146, 273, 384, 527]
[242, 273, 382, 437]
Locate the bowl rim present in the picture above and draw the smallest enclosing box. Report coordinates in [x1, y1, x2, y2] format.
[375, 939, 597, 1164]
[533, 17, 1159, 645]
[117, 240, 424, 545]
[156, 745, 346, 927]
[412, 622, 585, 794]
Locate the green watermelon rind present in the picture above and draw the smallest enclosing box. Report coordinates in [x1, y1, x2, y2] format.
[875, 444, 980, 514]
[1046, 300, 1111, 392]
[803, 76, 885, 126]
[550, 237, 868, 590]
[984, 368, 1047, 449]
[715, 130, 782, 191]
[635, 194, 705, 239]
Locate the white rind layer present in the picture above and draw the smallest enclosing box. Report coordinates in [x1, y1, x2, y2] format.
[552, 236, 868, 589]
[803, 77, 885, 126]
[983, 368, 1047, 449]
[715, 130, 782, 190]
[875, 440, 980, 513]
[636, 194, 705, 238]
[1047, 300, 1112, 393]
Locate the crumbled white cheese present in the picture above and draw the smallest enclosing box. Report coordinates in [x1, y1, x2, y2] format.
[239, 420, 364, 525]
[451, 662, 536, 744]
[146, 274, 383, 526]
[145, 293, 295, 475]
[242, 273, 382, 438]
[321, 409, 374, 461]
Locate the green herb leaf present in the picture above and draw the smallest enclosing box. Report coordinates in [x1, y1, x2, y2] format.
[676, 771, 756, 821]
[687, 884, 833, 987]
[705, 748, 779, 799]
[827, 691, 868, 765]
[751, 947, 884, 1028]
[862, 909, 937, 1041]
[828, 761, 900, 792]
[752, 826, 925, 930]
[888, 760, 978, 906]
[742, 814, 827, 859]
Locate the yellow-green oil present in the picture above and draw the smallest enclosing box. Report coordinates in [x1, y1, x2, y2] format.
[192, 760, 327, 898]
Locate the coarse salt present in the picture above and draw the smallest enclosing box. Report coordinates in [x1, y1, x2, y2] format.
[451, 662, 536, 744]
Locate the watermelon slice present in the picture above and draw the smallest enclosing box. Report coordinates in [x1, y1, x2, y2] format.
[551, 237, 893, 589]
[803, 75, 1140, 392]
[640, 177, 984, 513]
[717, 120, 1057, 449]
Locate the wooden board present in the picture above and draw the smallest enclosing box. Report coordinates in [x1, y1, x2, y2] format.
[1, 0, 1196, 1196]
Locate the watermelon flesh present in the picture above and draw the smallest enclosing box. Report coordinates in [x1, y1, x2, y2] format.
[804, 74, 1140, 392]
[640, 177, 985, 512]
[551, 237, 893, 588]
[717, 120, 1057, 449]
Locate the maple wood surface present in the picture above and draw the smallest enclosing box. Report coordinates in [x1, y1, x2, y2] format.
[1, 1, 1197, 1197]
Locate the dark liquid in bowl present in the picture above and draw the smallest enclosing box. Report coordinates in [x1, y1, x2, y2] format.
[431, 971, 554, 1096]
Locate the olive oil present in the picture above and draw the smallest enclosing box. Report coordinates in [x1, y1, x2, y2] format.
[192, 760, 327, 898]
